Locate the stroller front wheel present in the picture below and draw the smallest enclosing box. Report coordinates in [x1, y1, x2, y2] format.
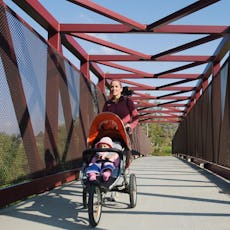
[88, 184, 102, 227]
[129, 173, 137, 208]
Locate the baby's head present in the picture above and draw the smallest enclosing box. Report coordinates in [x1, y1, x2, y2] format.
[95, 137, 113, 149]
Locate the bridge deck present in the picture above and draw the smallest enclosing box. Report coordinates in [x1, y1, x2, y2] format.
[0, 156, 230, 229]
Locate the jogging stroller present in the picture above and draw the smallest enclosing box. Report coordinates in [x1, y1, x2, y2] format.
[80, 112, 137, 227]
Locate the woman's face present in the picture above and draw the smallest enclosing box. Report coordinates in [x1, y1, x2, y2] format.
[110, 81, 122, 98]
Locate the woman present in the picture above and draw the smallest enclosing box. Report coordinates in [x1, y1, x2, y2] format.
[102, 80, 139, 169]
[102, 80, 139, 134]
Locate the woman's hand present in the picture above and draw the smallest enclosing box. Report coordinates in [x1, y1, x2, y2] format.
[125, 124, 131, 134]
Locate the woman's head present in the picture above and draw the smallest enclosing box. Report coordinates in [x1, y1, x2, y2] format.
[109, 80, 123, 99]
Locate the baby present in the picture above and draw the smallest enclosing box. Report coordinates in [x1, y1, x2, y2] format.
[86, 136, 119, 182]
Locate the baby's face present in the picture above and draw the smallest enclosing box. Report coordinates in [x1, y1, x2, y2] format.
[99, 143, 110, 148]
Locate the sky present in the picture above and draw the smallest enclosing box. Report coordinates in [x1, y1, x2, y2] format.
[2, 0, 230, 99]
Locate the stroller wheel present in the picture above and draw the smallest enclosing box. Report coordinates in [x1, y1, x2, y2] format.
[82, 187, 88, 209]
[88, 184, 102, 227]
[129, 173, 137, 208]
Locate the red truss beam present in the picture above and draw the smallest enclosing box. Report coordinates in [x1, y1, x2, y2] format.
[161, 103, 187, 107]
[141, 120, 180, 123]
[139, 116, 182, 121]
[139, 111, 183, 117]
[72, 33, 151, 59]
[152, 25, 230, 35]
[60, 24, 230, 34]
[139, 109, 184, 114]
[67, 0, 146, 30]
[138, 106, 185, 113]
[152, 35, 220, 59]
[62, 35, 88, 61]
[136, 102, 158, 107]
[11, 0, 59, 31]
[105, 73, 153, 79]
[89, 55, 212, 62]
[158, 74, 201, 79]
[89, 62, 105, 80]
[140, 114, 182, 120]
[90, 55, 148, 62]
[119, 78, 195, 92]
[155, 62, 206, 77]
[130, 86, 194, 91]
[132, 95, 157, 100]
[137, 101, 186, 108]
[100, 61, 206, 82]
[132, 95, 190, 101]
[105, 73, 201, 79]
[99, 60, 202, 80]
[186, 36, 230, 115]
[97, 61, 153, 77]
[118, 79, 157, 90]
[146, 0, 220, 30]
[154, 55, 213, 62]
[60, 24, 134, 33]
[71, 31, 219, 63]
[156, 79, 197, 90]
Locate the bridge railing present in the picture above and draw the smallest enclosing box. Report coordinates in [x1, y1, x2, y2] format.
[172, 56, 230, 180]
[0, 3, 151, 207]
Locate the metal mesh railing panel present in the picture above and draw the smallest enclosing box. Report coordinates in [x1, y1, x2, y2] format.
[173, 58, 230, 168]
[0, 4, 152, 189]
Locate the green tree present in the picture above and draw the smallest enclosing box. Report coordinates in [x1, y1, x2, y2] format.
[142, 122, 177, 156]
[0, 133, 29, 186]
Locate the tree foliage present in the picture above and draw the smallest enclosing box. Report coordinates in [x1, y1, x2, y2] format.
[0, 133, 29, 187]
[142, 122, 178, 156]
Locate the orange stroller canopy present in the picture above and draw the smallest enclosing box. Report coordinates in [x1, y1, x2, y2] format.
[87, 112, 131, 149]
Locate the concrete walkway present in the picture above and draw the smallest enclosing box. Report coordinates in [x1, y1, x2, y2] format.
[0, 156, 230, 230]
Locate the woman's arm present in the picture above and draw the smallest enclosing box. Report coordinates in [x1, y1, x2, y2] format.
[126, 97, 139, 131]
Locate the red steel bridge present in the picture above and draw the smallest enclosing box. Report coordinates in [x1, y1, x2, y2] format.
[0, 0, 230, 211]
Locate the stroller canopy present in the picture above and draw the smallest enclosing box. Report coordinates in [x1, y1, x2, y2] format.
[87, 112, 131, 149]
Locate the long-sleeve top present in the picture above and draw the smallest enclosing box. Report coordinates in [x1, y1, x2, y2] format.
[102, 96, 139, 131]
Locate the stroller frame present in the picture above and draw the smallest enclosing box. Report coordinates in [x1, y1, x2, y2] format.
[79, 112, 137, 227]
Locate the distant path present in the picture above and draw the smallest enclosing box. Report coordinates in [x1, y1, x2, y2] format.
[1, 156, 230, 229]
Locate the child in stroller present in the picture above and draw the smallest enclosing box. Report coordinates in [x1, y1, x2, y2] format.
[86, 136, 119, 182]
[81, 112, 132, 187]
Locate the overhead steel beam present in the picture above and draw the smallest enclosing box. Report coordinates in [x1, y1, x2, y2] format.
[67, 0, 146, 30]
[97, 61, 153, 76]
[147, 0, 220, 30]
[130, 86, 194, 91]
[155, 62, 207, 77]
[152, 35, 220, 59]
[105, 73, 201, 80]
[90, 55, 212, 62]
[60, 24, 230, 34]
[186, 36, 230, 114]
[72, 33, 150, 59]
[11, 0, 59, 31]
[62, 34, 88, 61]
